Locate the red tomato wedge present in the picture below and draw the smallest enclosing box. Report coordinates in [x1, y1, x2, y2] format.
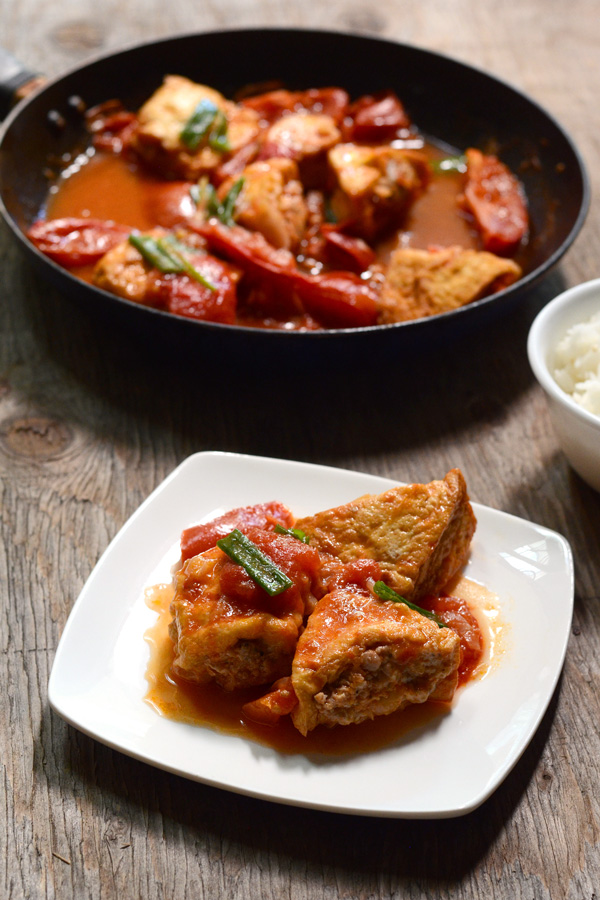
[462, 148, 528, 255]
[242, 677, 298, 725]
[344, 90, 411, 142]
[194, 219, 379, 328]
[241, 87, 349, 124]
[321, 225, 376, 273]
[27, 218, 130, 267]
[292, 270, 378, 329]
[181, 501, 295, 560]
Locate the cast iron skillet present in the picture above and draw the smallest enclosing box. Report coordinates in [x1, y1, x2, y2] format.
[0, 29, 590, 358]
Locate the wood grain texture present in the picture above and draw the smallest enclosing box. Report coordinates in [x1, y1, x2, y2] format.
[1, 2, 600, 898]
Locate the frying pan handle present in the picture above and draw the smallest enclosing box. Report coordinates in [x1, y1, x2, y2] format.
[0, 47, 41, 119]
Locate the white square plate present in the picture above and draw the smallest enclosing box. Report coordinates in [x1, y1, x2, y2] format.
[48, 452, 574, 818]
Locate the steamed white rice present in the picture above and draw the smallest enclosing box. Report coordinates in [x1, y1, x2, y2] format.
[552, 310, 600, 416]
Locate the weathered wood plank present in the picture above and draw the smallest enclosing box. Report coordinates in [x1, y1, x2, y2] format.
[1, 2, 599, 898]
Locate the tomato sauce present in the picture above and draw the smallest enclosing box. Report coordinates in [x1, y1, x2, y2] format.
[46, 144, 478, 265]
[144, 574, 504, 756]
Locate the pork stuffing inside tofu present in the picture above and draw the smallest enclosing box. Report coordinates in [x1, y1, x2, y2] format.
[131, 75, 261, 180]
[169, 527, 322, 690]
[291, 584, 461, 735]
[328, 143, 430, 241]
[377, 245, 522, 323]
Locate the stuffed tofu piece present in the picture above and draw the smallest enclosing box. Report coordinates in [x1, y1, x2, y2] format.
[169, 526, 322, 690]
[221, 158, 308, 251]
[291, 580, 461, 735]
[378, 245, 522, 323]
[328, 143, 429, 241]
[131, 75, 261, 180]
[259, 112, 341, 189]
[92, 228, 241, 323]
[295, 469, 476, 601]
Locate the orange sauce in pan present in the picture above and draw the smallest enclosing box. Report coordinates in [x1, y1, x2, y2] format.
[45, 143, 480, 282]
[143, 576, 504, 756]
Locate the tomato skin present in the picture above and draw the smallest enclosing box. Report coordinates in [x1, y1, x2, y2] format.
[142, 182, 196, 229]
[195, 220, 379, 328]
[148, 251, 240, 324]
[92, 111, 138, 154]
[421, 594, 484, 682]
[241, 87, 349, 124]
[293, 270, 379, 328]
[216, 525, 322, 617]
[181, 501, 295, 561]
[192, 220, 298, 281]
[27, 218, 130, 266]
[463, 148, 528, 255]
[242, 677, 298, 725]
[343, 91, 411, 142]
[321, 225, 376, 273]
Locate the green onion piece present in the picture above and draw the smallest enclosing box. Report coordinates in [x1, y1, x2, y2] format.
[158, 236, 217, 292]
[180, 99, 219, 150]
[373, 580, 446, 628]
[208, 111, 231, 153]
[218, 177, 244, 226]
[430, 155, 467, 174]
[189, 184, 202, 206]
[217, 529, 294, 596]
[190, 177, 218, 211]
[190, 177, 243, 226]
[128, 233, 182, 273]
[324, 198, 338, 224]
[129, 233, 217, 292]
[274, 524, 310, 544]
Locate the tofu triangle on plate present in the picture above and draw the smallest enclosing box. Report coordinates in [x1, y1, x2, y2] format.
[168, 469, 477, 732]
[295, 468, 476, 601]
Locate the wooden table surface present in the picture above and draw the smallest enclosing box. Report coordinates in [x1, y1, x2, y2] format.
[1, 1, 599, 898]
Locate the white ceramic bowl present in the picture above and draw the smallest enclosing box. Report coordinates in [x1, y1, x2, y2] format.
[528, 279, 600, 491]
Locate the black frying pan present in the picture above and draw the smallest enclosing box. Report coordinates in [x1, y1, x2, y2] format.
[0, 29, 590, 359]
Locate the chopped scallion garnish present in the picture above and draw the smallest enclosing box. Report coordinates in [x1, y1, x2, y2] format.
[373, 580, 446, 628]
[208, 111, 231, 153]
[217, 529, 293, 596]
[218, 177, 244, 226]
[274, 524, 310, 544]
[128, 233, 217, 292]
[128, 233, 181, 273]
[180, 99, 219, 150]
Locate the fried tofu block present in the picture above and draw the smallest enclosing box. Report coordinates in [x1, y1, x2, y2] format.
[169, 527, 322, 690]
[328, 143, 429, 241]
[92, 229, 241, 322]
[260, 113, 341, 188]
[93, 236, 152, 302]
[131, 75, 261, 180]
[378, 245, 522, 323]
[291, 584, 461, 734]
[224, 158, 308, 251]
[295, 469, 476, 601]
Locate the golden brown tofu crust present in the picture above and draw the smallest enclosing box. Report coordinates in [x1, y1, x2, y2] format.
[295, 469, 476, 600]
[169, 548, 304, 691]
[378, 245, 522, 323]
[131, 75, 261, 180]
[328, 143, 429, 241]
[291, 586, 461, 734]
[226, 158, 308, 251]
[93, 237, 152, 302]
